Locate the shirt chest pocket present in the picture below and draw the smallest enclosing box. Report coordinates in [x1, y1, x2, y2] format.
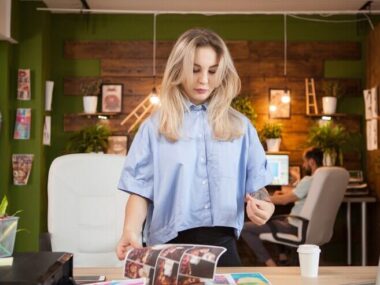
[210, 140, 243, 178]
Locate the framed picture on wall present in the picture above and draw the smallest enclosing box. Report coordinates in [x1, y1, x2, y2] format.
[269, 88, 291, 119]
[107, 136, 128, 156]
[101, 83, 123, 113]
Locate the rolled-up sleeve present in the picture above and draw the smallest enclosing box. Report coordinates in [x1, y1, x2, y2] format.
[245, 123, 273, 194]
[118, 121, 154, 201]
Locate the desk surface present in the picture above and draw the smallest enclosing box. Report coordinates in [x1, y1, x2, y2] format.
[75, 266, 378, 285]
[343, 195, 377, 203]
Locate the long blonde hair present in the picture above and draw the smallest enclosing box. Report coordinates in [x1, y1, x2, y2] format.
[159, 28, 243, 141]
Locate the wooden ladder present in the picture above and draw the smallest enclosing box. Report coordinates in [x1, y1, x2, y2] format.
[120, 94, 154, 133]
[305, 78, 319, 115]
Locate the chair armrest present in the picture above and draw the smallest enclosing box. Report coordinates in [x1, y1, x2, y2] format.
[267, 215, 309, 246]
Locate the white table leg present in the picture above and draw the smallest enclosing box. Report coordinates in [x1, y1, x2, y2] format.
[347, 202, 351, 265]
[361, 202, 367, 266]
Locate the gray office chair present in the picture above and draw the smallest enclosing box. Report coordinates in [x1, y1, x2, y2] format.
[47, 153, 129, 267]
[260, 167, 349, 249]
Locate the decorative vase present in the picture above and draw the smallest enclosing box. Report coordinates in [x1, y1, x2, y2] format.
[266, 138, 281, 152]
[322, 97, 337, 114]
[0, 216, 19, 257]
[83, 96, 98, 114]
[323, 151, 337, 166]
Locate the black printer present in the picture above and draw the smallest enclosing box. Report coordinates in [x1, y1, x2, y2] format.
[0, 252, 74, 285]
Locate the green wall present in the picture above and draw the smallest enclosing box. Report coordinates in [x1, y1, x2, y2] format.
[0, 0, 50, 251]
[1, 4, 378, 253]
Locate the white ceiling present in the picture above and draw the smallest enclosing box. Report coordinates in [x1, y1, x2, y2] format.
[42, 0, 380, 14]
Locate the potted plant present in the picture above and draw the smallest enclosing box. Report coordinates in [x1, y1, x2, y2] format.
[321, 81, 344, 114]
[307, 121, 349, 166]
[65, 123, 111, 153]
[0, 196, 20, 257]
[80, 79, 102, 114]
[231, 94, 258, 125]
[260, 122, 283, 152]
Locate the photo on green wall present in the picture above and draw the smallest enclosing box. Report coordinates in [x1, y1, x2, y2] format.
[17, 69, 31, 100]
[12, 154, 34, 186]
[13, 108, 31, 140]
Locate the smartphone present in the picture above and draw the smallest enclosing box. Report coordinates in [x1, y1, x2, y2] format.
[74, 275, 106, 284]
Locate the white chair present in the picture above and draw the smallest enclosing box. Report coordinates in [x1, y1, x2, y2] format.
[47, 153, 128, 267]
[260, 167, 349, 249]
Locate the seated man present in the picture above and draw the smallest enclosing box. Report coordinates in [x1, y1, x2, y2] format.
[241, 147, 323, 266]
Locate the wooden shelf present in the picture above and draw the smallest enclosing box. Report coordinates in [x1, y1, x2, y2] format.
[65, 112, 120, 118]
[365, 117, 380, 120]
[266, 151, 290, 155]
[306, 113, 361, 118]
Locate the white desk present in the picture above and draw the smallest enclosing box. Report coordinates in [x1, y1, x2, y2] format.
[75, 266, 378, 285]
[343, 195, 377, 266]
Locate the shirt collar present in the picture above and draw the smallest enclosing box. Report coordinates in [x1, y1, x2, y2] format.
[184, 97, 208, 112]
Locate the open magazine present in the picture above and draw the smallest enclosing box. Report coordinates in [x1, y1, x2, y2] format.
[85, 244, 271, 285]
[124, 244, 225, 285]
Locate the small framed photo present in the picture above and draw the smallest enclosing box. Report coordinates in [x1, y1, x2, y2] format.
[101, 83, 123, 113]
[269, 88, 291, 119]
[107, 136, 128, 156]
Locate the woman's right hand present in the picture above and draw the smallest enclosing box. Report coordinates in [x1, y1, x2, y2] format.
[116, 231, 142, 260]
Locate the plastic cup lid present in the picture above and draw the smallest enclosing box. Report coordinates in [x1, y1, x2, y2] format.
[297, 244, 321, 254]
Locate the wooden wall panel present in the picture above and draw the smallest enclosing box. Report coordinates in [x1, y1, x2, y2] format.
[235, 59, 324, 77]
[101, 59, 166, 77]
[249, 42, 361, 60]
[64, 41, 174, 59]
[366, 23, 380, 199]
[364, 23, 380, 266]
[63, 39, 363, 171]
[64, 76, 160, 96]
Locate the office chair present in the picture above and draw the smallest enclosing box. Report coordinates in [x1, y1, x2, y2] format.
[259, 167, 349, 260]
[47, 153, 128, 267]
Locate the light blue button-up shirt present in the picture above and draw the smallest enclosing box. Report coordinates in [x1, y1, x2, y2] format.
[118, 102, 273, 245]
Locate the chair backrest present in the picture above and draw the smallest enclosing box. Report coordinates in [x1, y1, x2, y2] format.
[48, 153, 128, 267]
[299, 166, 349, 245]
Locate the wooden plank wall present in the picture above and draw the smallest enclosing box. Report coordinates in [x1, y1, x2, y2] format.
[63, 40, 362, 168]
[365, 22, 380, 266]
[366, 24, 380, 199]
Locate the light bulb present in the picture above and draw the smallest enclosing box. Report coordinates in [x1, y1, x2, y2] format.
[281, 92, 291, 104]
[269, 105, 277, 112]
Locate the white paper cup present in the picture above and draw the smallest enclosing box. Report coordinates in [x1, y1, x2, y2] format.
[297, 244, 321, 278]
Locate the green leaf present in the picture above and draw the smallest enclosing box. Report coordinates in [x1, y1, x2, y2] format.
[0, 196, 8, 217]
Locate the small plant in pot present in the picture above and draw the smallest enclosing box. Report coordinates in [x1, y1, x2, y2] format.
[321, 80, 344, 114]
[260, 122, 283, 152]
[0, 196, 21, 257]
[307, 121, 349, 166]
[65, 123, 111, 153]
[231, 94, 258, 125]
[80, 79, 102, 114]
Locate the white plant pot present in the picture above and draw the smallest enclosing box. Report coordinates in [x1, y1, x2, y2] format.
[322, 97, 337, 114]
[323, 151, 337, 166]
[83, 96, 98, 114]
[0, 216, 19, 258]
[266, 138, 281, 152]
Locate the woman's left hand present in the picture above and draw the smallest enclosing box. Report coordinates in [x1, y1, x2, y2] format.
[245, 194, 275, 225]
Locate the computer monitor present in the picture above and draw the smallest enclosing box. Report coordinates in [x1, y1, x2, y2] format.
[266, 154, 289, 186]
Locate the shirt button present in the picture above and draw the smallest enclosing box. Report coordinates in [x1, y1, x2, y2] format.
[202, 180, 207, 185]
[204, 204, 210, 209]
[198, 134, 202, 138]
[200, 157, 205, 163]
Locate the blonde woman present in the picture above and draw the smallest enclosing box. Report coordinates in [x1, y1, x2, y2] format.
[116, 28, 274, 266]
